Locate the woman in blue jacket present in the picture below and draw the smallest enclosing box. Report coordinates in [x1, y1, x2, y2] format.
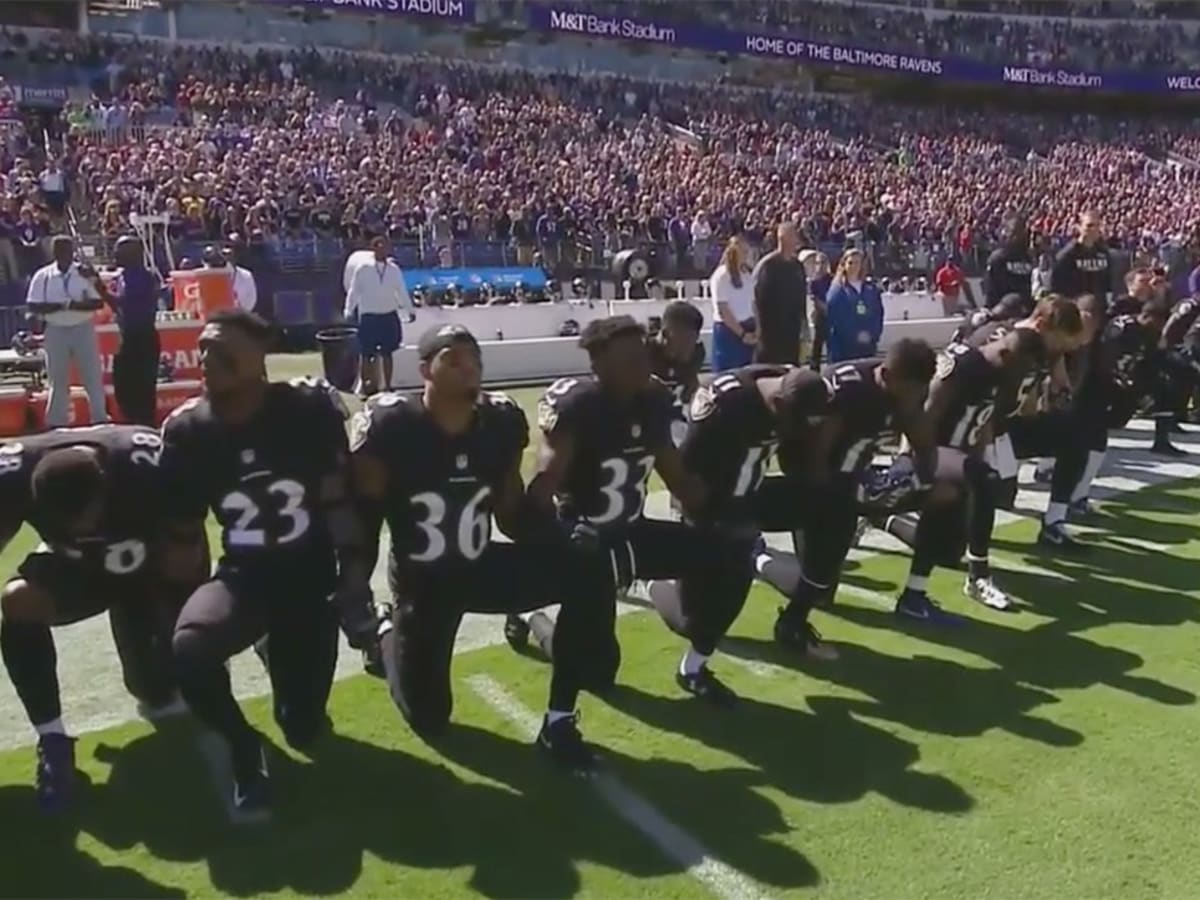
[825, 248, 884, 362]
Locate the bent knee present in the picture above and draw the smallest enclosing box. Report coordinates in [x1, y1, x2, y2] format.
[0, 580, 58, 625]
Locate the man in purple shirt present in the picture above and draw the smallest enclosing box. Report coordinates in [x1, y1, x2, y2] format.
[109, 237, 162, 425]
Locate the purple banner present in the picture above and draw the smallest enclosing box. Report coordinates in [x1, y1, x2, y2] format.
[529, 5, 1200, 95]
[283, 0, 475, 20]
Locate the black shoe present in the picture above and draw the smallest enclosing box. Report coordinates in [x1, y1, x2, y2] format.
[280, 714, 332, 754]
[675, 666, 738, 707]
[230, 735, 271, 824]
[503, 614, 530, 651]
[1151, 441, 1187, 457]
[1037, 521, 1088, 553]
[774, 613, 840, 661]
[536, 713, 597, 775]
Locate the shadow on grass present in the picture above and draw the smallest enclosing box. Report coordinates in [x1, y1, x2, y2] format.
[435, 721, 821, 892]
[599, 682, 972, 817]
[0, 709, 817, 897]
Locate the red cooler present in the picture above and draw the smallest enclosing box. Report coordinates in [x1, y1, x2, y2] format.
[0, 387, 29, 436]
[29, 387, 93, 430]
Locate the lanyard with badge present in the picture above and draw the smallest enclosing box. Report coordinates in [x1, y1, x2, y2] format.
[43, 267, 73, 307]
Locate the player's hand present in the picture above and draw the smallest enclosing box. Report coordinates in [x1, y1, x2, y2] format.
[334, 580, 379, 651]
[742, 331, 758, 346]
[566, 518, 600, 551]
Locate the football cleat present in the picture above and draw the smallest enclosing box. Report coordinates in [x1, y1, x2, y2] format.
[537, 713, 597, 775]
[1038, 522, 1088, 552]
[774, 613, 839, 661]
[964, 576, 1014, 611]
[675, 666, 738, 707]
[35, 733, 76, 813]
[231, 736, 271, 824]
[503, 614, 531, 651]
[1068, 498, 1095, 520]
[894, 590, 966, 627]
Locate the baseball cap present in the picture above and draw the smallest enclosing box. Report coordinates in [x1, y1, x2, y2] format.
[417, 323, 481, 362]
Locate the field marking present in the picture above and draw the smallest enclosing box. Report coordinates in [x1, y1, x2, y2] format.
[467, 674, 773, 900]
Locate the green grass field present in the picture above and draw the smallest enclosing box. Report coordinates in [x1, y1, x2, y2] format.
[0, 356, 1198, 899]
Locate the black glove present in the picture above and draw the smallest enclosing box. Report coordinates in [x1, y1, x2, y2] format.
[333, 581, 379, 651]
[565, 517, 600, 551]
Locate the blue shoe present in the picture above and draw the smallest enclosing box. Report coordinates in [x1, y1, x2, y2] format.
[894, 590, 966, 627]
[35, 733, 76, 813]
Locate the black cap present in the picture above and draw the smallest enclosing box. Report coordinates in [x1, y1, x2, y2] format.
[417, 323, 481, 362]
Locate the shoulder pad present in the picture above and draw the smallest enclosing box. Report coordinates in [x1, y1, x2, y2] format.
[935, 344, 972, 380]
[482, 390, 519, 410]
[538, 377, 592, 432]
[289, 375, 349, 420]
[349, 391, 412, 452]
[162, 395, 204, 431]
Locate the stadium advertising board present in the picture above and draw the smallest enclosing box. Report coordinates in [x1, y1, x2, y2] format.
[279, 0, 474, 20]
[402, 266, 549, 293]
[529, 4, 1200, 94]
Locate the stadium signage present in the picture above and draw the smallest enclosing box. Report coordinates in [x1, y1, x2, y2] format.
[285, 0, 474, 20]
[529, 4, 1200, 95]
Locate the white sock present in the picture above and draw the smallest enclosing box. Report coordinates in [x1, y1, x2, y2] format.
[680, 648, 710, 676]
[905, 574, 928, 593]
[1071, 450, 1106, 503]
[35, 718, 66, 737]
[546, 709, 574, 726]
[1045, 501, 1067, 525]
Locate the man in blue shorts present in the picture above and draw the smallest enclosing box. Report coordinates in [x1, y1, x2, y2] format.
[345, 235, 416, 396]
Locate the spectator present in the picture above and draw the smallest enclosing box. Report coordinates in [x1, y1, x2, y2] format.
[825, 248, 884, 363]
[752, 222, 806, 365]
[26, 235, 107, 428]
[344, 234, 415, 395]
[108, 235, 162, 426]
[934, 256, 965, 315]
[801, 249, 832, 368]
[709, 235, 757, 371]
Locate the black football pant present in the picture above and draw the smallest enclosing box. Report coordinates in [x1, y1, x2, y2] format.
[112, 327, 160, 426]
[172, 575, 339, 754]
[1008, 411, 1088, 505]
[1, 551, 185, 728]
[590, 518, 742, 661]
[729, 475, 860, 621]
[382, 541, 613, 738]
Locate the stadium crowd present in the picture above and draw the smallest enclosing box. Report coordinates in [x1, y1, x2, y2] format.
[38, 43, 1200, 282]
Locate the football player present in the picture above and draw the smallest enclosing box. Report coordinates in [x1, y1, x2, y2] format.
[508, 316, 745, 707]
[0, 425, 206, 812]
[647, 300, 705, 448]
[767, 340, 938, 656]
[882, 296, 1083, 622]
[160, 309, 373, 822]
[351, 323, 614, 773]
[1042, 296, 1171, 523]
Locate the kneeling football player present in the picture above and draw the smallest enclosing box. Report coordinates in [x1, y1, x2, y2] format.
[352, 324, 615, 773]
[882, 296, 1082, 622]
[509, 316, 746, 715]
[0, 425, 207, 812]
[160, 310, 373, 822]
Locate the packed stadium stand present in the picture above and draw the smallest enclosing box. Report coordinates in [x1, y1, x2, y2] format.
[1, 0, 1200, 336]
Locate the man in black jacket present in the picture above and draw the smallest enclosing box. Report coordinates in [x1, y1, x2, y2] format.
[984, 217, 1034, 312]
[1051, 211, 1113, 302]
[752, 222, 806, 365]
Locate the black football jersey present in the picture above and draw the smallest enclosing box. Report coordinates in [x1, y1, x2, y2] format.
[682, 365, 828, 517]
[961, 320, 1049, 435]
[159, 377, 348, 588]
[350, 390, 527, 578]
[0, 424, 167, 578]
[1164, 297, 1200, 347]
[932, 343, 1004, 450]
[1095, 314, 1158, 392]
[538, 376, 672, 531]
[648, 336, 705, 443]
[820, 360, 897, 475]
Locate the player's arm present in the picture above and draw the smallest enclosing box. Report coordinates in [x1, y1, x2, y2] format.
[156, 407, 211, 583]
[654, 442, 707, 518]
[1162, 301, 1195, 348]
[782, 417, 838, 485]
[894, 401, 937, 484]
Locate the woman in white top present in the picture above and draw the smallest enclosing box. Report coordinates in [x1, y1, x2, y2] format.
[709, 235, 757, 371]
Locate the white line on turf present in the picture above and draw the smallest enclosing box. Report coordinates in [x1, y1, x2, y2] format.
[466, 674, 772, 900]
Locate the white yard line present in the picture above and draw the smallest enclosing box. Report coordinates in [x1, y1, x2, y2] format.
[0, 425, 1195, 751]
[466, 674, 773, 900]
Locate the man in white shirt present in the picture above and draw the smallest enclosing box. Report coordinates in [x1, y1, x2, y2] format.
[344, 235, 415, 395]
[202, 245, 257, 313]
[39, 160, 66, 217]
[26, 236, 110, 427]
